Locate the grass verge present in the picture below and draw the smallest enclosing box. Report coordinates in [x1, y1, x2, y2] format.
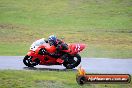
[0, 70, 131, 88]
[0, 0, 132, 58]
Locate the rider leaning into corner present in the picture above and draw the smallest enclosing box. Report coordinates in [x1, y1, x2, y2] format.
[38, 35, 69, 61]
[48, 35, 68, 60]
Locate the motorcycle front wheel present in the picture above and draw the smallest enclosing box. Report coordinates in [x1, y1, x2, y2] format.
[63, 54, 81, 69]
[23, 55, 39, 67]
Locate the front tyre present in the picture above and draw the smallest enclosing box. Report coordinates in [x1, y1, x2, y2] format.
[63, 54, 81, 69]
[23, 55, 38, 67]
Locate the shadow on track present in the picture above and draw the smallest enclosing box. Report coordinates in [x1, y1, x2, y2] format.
[23, 67, 77, 72]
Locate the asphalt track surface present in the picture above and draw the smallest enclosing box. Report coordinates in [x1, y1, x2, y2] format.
[0, 56, 132, 74]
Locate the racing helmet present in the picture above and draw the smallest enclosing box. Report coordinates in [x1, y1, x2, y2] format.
[48, 35, 57, 46]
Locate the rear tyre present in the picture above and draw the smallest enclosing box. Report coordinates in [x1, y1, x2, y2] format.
[23, 55, 39, 67]
[63, 54, 81, 69]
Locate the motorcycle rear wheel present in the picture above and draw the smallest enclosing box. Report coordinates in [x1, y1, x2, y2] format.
[63, 54, 81, 69]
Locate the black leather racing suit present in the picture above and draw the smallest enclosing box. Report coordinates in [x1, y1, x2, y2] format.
[48, 39, 68, 59]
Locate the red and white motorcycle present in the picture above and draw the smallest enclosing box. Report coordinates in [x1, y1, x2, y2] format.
[23, 42, 86, 69]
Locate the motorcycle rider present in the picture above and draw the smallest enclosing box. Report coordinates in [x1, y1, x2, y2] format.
[39, 35, 68, 61]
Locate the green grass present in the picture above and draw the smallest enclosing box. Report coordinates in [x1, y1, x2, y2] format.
[0, 0, 132, 58]
[0, 70, 131, 88]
